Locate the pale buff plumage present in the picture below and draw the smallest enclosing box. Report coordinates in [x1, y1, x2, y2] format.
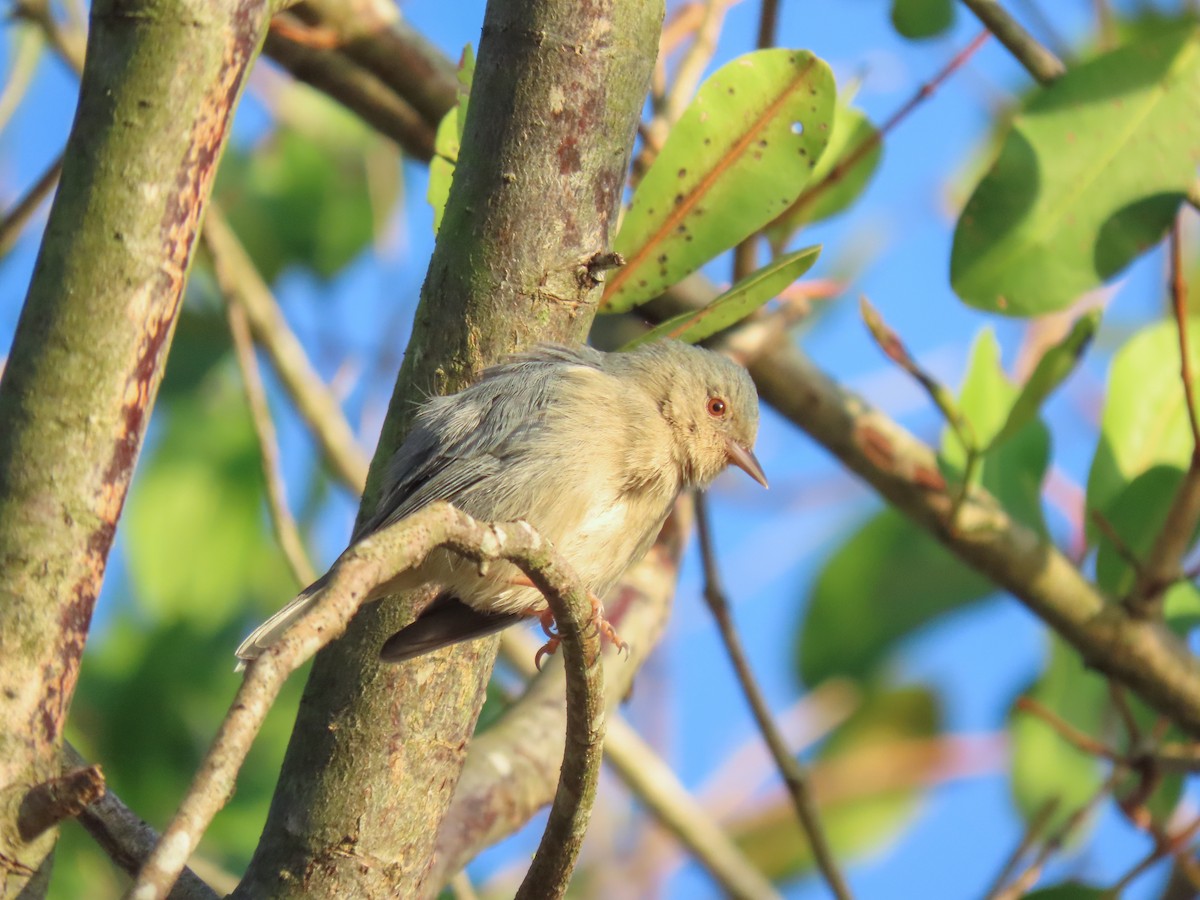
[235, 340, 764, 668]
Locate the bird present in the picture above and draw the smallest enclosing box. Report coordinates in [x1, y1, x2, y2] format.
[235, 339, 767, 670]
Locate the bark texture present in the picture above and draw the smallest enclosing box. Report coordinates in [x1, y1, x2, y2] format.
[0, 0, 267, 893]
[235, 1, 664, 897]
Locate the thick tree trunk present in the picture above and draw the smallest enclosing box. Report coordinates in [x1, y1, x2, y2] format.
[235, 0, 663, 896]
[0, 1, 267, 894]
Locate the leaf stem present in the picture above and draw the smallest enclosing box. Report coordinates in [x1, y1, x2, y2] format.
[959, 0, 1066, 84]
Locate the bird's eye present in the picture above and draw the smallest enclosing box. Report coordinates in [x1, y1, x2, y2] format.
[707, 397, 727, 418]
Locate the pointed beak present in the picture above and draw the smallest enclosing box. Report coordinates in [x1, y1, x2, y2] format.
[725, 440, 769, 489]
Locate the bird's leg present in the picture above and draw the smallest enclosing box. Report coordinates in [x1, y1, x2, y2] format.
[508, 575, 628, 668]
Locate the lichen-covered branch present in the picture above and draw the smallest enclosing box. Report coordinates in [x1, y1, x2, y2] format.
[0, 0, 267, 889]
[234, 2, 663, 897]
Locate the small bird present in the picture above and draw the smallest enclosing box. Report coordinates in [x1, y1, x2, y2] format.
[235, 340, 766, 669]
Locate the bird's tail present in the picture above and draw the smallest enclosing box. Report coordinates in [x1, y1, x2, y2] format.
[379, 594, 525, 663]
[234, 573, 330, 671]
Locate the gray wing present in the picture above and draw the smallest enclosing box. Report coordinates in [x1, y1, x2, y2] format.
[355, 343, 605, 540]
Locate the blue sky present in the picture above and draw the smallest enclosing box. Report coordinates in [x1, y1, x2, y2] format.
[1, 1, 1192, 897]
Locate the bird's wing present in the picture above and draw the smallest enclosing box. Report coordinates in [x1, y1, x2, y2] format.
[355, 346, 606, 540]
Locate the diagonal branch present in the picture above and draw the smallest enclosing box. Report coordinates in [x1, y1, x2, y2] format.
[131, 503, 603, 900]
[648, 276, 1200, 736]
[958, 0, 1065, 84]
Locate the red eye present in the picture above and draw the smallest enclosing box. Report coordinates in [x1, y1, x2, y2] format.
[707, 397, 727, 417]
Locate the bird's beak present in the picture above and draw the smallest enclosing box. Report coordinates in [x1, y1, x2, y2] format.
[725, 440, 768, 489]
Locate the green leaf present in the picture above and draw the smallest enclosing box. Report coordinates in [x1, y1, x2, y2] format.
[158, 277, 232, 400]
[125, 371, 294, 628]
[943, 330, 1050, 534]
[890, 0, 955, 40]
[1087, 317, 1200, 526]
[621, 245, 820, 350]
[215, 86, 399, 282]
[731, 686, 940, 880]
[766, 103, 881, 247]
[988, 309, 1101, 451]
[951, 24, 1200, 315]
[798, 509, 993, 685]
[1024, 886, 1105, 900]
[602, 48, 836, 312]
[428, 45, 475, 234]
[1010, 637, 1106, 830]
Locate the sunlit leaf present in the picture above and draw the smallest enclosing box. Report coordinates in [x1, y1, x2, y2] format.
[988, 309, 1100, 451]
[1087, 317, 1200, 527]
[602, 48, 835, 312]
[951, 24, 1200, 315]
[428, 45, 475, 234]
[942, 330, 1050, 533]
[766, 103, 881, 247]
[621, 245, 820, 350]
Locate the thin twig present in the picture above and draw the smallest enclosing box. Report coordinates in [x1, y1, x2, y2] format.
[694, 493, 853, 900]
[959, 0, 1066, 84]
[987, 771, 1121, 900]
[755, 0, 779, 49]
[1089, 510, 1146, 580]
[1014, 696, 1119, 761]
[0, 151, 63, 258]
[1108, 814, 1200, 896]
[128, 504, 602, 900]
[201, 204, 370, 493]
[980, 797, 1060, 899]
[225, 301, 317, 586]
[1109, 683, 1143, 750]
[499, 630, 783, 900]
[1128, 217, 1200, 619]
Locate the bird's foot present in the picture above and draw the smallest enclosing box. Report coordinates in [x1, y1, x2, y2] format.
[527, 595, 629, 670]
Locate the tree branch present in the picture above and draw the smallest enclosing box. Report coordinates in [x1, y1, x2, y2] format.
[958, 0, 1066, 84]
[0, 0, 268, 888]
[131, 503, 602, 900]
[235, 2, 663, 896]
[647, 277, 1200, 736]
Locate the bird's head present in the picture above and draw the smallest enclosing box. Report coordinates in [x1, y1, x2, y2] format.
[623, 341, 766, 491]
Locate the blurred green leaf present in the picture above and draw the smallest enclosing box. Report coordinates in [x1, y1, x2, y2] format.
[1011, 637, 1107, 829]
[798, 509, 992, 685]
[731, 686, 940, 880]
[951, 24, 1200, 315]
[215, 86, 399, 282]
[603, 48, 835, 312]
[125, 370, 295, 628]
[890, 0, 955, 40]
[1087, 316, 1200, 529]
[988, 309, 1100, 451]
[621, 245, 820, 350]
[942, 330, 1050, 534]
[766, 103, 881, 247]
[1024, 886, 1105, 900]
[428, 45, 475, 234]
[158, 276, 232, 400]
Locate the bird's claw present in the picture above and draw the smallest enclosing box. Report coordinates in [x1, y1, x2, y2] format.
[529, 595, 630, 668]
